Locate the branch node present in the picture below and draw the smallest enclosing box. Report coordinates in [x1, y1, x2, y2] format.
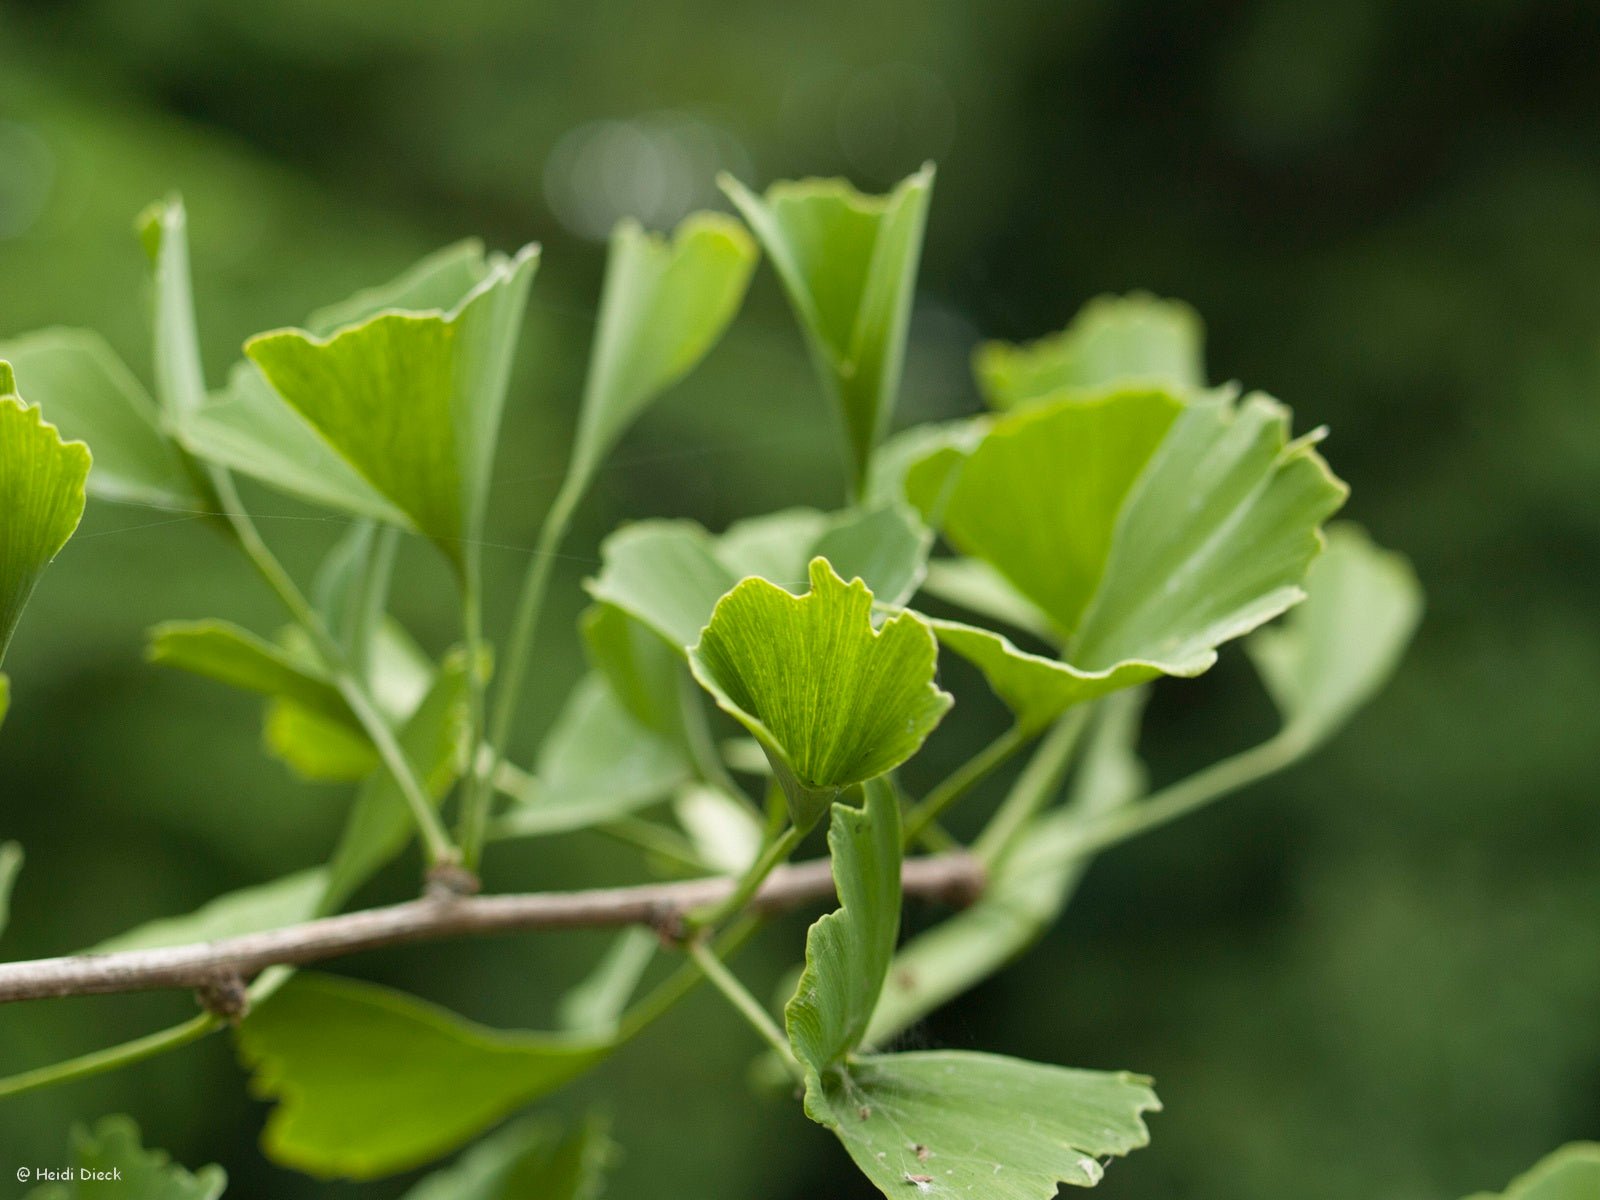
[645, 901, 688, 946]
[425, 862, 482, 899]
[195, 973, 249, 1024]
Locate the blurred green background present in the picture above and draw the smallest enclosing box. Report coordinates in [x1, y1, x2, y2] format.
[2, 1, 1598, 1197]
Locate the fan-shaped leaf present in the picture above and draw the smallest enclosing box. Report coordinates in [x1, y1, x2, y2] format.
[915, 389, 1346, 728]
[690, 559, 950, 830]
[975, 292, 1205, 409]
[307, 239, 492, 336]
[235, 973, 611, 1180]
[243, 246, 536, 567]
[1247, 522, 1423, 753]
[24, 1115, 226, 1200]
[811, 1051, 1159, 1198]
[569, 213, 756, 488]
[723, 166, 933, 491]
[0, 329, 199, 507]
[0, 369, 91, 660]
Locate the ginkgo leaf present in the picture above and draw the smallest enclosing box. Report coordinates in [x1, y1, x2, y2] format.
[401, 1114, 615, 1200]
[1247, 522, 1423, 753]
[0, 674, 8, 732]
[867, 691, 1146, 1045]
[24, 1115, 227, 1200]
[722, 166, 933, 491]
[811, 1051, 1159, 1198]
[690, 559, 951, 830]
[494, 674, 688, 838]
[675, 784, 763, 873]
[1463, 1143, 1600, 1200]
[89, 868, 327, 954]
[785, 783, 902, 1085]
[0, 329, 200, 507]
[146, 620, 353, 728]
[913, 389, 1347, 728]
[0, 368, 92, 661]
[263, 701, 380, 782]
[235, 973, 612, 1180]
[241, 246, 538, 566]
[812, 503, 931, 608]
[569, 213, 756, 489]
[974, 292, 1205, 409]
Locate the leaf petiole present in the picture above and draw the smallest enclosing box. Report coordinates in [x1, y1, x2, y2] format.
[683, 822, 805, 933]
[973, 707, 1091, 864]
[685, 938, 803, 1081]
[902, 723, 1033, 847]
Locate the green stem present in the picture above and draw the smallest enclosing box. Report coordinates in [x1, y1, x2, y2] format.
[615, 916, 758, 1040]
[455, 561, 491, 868]
[973, 708, 1091, 864]
[0, 1014, 220, 1101]
[1043, 733, 1304, 862]
[684, 823, 804, 934]
[467, 472, 584, 842]
[902, 724, 1032, 847]
[685, 938, 803, 1079]
[212, 474, 456, 867]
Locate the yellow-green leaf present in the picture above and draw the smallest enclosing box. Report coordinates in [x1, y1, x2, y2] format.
[0, 367, 91, 661]
[146, 619, 352, 728]
[24, 1115, 226, 1200]
[401, 1114, 615, 1200]
[242, 246, 538, 566]
[690, 559, 951, 830]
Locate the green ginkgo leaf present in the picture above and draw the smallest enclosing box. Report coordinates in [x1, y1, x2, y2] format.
[0, 366, 92, 661]
[722, 166, 933, 492]
[578, 601, 683, 734]
[24, 1115, 227, 1200]
[569, 213, 757, 489]
[785, 784, 903, 1086]
[235, 973, 612, 1180]
[0, 329, 199, 507]
[690, 559, 951, 830]
[401, 1114, 615, 1200]
[811, 1051, 1160, 1198]
[1463, 1144, 1600, 1200]
[138, 197, 211, 417]
[585, 521, 738, 651]
[1247, 522, 1423, 753]
[784, 764, 1158, 1197]
[914, 389, 1347, 729]
[244, 245, 537, 568]
[975, 292, 1205, 409]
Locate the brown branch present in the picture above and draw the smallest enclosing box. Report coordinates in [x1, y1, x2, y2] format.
[0, 853, 984, 1006]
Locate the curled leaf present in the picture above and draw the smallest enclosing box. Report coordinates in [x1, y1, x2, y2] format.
[723, 166, 933, 491]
